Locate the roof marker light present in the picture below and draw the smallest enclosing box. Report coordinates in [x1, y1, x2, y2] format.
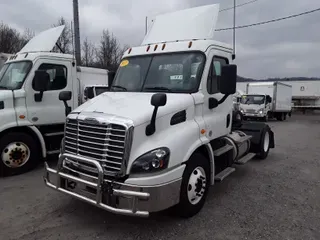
[128, 48, 132, 54]
[154, 45, 158, 51]
[146, 45, 150, 52]
[162, 44, 166, 50]
[188, 41, 193, 48]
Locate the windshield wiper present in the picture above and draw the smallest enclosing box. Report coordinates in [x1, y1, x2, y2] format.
[145, 87, 172, 92]
[111, 85, 127, 91]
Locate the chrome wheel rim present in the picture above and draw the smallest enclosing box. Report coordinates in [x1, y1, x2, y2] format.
[187, 166, 207, 205]
[2, 142, 30, 168]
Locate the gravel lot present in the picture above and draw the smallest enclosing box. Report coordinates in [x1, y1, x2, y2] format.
[1, 113, 320, 240]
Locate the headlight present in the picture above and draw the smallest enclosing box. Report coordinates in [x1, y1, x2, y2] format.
[130, 147, 170, 174]
[259, 110, 263, 114]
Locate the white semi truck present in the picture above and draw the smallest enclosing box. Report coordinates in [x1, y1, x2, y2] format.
[240, 82, 292, 121]
[44, 4, 275, 218]
[0, 26, 110, 177]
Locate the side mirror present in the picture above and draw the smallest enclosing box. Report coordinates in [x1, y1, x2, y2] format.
[219, 65, 237, 95]
[86, 87, 94, 99]
[34, 70, 50, 102]
[59, 91, 72, 116]
[59, 91, 72, 101]
[108, 71, 116, 87]
[146, 93, 167, 136]
[151, 93, 167, 107]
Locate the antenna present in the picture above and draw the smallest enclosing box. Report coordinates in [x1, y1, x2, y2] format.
[232, 0, 236, 60]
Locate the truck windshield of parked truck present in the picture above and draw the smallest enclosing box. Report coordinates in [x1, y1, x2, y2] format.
[111, 52, 205, 93]
[0, 61, 32, 90]
[241, 95, 265, 105]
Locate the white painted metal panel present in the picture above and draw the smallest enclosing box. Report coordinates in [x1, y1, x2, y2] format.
[19, 25, 65, 53]
[274, 82, 292, 111]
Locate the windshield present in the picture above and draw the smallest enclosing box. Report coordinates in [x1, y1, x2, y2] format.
[0, 61, 32, 90]
[240, 95, 265, 105]
[111, 52, 205, 93]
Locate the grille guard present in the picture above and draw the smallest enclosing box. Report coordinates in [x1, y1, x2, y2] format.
[43, 153, 150, 217]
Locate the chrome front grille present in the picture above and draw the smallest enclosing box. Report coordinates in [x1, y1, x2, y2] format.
[245, 109, 256, 113]
[64, 118, 131, 175]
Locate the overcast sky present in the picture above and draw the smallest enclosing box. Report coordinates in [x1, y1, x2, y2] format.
[1, 0, 319, 79]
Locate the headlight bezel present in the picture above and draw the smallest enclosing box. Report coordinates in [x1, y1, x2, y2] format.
[130, 147, 170, 174]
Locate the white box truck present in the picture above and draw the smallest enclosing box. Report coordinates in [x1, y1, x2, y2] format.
[0, 26, 110, 177]
[239, 82, 292, 121]
[44, 4, 275, 218]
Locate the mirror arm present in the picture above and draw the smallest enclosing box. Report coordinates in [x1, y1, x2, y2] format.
[34, 91, 44, 102]
[145, 106, 159, 136]
[218, 94, 230, 105]
[62, 100, 71, 116]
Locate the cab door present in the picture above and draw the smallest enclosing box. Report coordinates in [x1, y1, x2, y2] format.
[202, 49, 233, 140]
[25, 59, 73, 126]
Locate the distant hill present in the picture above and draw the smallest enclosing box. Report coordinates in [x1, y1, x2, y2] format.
[237, 76, 320, 82]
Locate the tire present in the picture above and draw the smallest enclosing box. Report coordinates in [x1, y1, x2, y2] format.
[0, 132, 40, 177]
[256, 127, 271, 160]
[174, 153, 210, 218]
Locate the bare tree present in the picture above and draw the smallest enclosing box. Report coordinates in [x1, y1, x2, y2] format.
[96, 29, 127, 71]
[18, 28, 35, 50]
[0, 22, 22, 53]
[81, 37, 96, 67]
[52, 17, 72, 54]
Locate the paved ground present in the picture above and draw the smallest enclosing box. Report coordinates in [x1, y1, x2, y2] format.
[1, 113, 320, 240]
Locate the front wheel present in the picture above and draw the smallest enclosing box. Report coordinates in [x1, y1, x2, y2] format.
[0, 132, 40, 177]
[174, 153, 210, 218]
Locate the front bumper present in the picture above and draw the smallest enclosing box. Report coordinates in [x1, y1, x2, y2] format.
[242, 112, 265, 118]
[44, 153, 182, 218]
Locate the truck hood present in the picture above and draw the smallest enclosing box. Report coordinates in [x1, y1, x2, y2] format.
[73, 92, 195, 126]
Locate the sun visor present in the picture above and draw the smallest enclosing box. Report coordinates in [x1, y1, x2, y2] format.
[142, 4, 220, 45]
[19, 25, 65, 53]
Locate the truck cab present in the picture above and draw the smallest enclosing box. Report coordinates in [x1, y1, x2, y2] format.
[239, 94, 272, 120]
[44, 4, 275, 218]
[0, 26, 108, 177]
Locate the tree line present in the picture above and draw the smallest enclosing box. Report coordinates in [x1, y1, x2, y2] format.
[0, 17, 129, 71]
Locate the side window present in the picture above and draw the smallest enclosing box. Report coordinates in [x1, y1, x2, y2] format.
[32, 63, 67, 91]
[207, 57, 228, 94]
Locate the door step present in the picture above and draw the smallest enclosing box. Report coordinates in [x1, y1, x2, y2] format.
[213, 144, 233, 156]
[214, 167, 235, 182]
[235, 153, 256, 165]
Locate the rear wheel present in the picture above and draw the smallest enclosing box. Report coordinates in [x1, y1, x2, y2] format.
[174, 153, 210, 218]
[256, 127, 270, 159]
[0, 132, 40, 177]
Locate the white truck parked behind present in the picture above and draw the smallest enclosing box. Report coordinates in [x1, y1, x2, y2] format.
[0, 26, 110, 177]
[240, 82, 292, 121]
[44, 4, 275, 218]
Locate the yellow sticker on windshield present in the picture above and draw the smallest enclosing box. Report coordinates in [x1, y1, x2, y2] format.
[120, 60, 129, 67]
